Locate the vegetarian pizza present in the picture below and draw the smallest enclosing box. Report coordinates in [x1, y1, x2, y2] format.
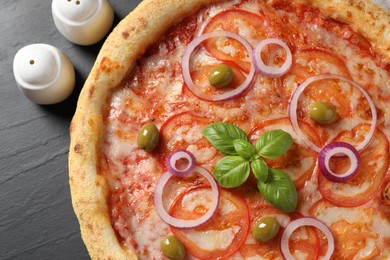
[68, 0, 390, 259]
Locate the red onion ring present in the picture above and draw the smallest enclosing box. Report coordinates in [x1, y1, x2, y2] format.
[181, 30, 255, 101]
[252, 38, 292, 77]
[154, 166, 220, 229]
[318, 142, 360, 182]
[288, 74, 377, 153]
[166, 150, 196, 177]
[280, 217, 334, 260]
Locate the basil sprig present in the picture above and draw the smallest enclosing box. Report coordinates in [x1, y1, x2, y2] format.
[201, 123, 248, 155]
[202, 122, 298, 213]
[257, 169, 298, 212]
[213, 156, 250, 188]
[255, 129, 293, 158]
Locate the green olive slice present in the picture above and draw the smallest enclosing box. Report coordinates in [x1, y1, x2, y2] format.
[160, 236, 185, 260]
[252, 216, 280, 242]
[309, 101, 337, 124]
[137, 123, 159, 151]
[208, 64, 234, 88]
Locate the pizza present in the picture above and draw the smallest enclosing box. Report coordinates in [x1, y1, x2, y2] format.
[68, 0, 390, 259]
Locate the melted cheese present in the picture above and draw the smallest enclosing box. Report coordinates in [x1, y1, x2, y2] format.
[183, 226, 240, 251]
[247, 256, 268, 260]
[353, 239, 376, 260]
[330, 181, 371, 196]
[316, 205, 373, 226]
[292, 251, 309, 260]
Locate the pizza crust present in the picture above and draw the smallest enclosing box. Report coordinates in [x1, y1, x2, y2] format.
[69, 0, 389, 259]
[303, 0, 390, 62]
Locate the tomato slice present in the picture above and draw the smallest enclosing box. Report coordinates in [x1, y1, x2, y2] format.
[285, 48, 351, 85]
[309, 199, 383, 259]
[157, 111, 220, 167]
[248, 117, 323, 190]
[283, 49, 352, 123]
[203, 10, 276, 72]
[318, 124, 389, 207]
[239, 204, 320, 259]
[285, 54, 375, 145]
[170, 188, 250, 259]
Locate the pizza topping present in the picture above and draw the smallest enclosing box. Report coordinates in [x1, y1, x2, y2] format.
[166, 150, 196, 177]
[201, 122, 249, 156]
[289, 74, 377, 153]
[240, 206, 322, 259]
[202, 9, 277, 71]
[202, 122, 298, 212]
[257, 169, 298, 213]
[254, 129, 294, 159]
[154, 166, 220, 229]
[181, 30, 255, 101]
[160, 235, 186, 260]
[252, 38, 292, 78]
[233, 139, 256, 160]
[280, 217, 335, 260]
[318, 124, 388, 207]
[170, 189, 250, 259]
[213, 156, 251, 188]
[318, 141, 360, 183]
[309, 199, 385, 259]
[251, 157, 269, 183]
[252, 216, 280, 242]
[157, 112, 219, 166]
[208, 64, 234, 88]
[309, 101, 337, 125]
[137, 123, 159, 152]
[249, 117, 323, 190]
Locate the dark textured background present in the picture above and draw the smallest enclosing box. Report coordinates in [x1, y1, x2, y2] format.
[0, 1, 141, 259]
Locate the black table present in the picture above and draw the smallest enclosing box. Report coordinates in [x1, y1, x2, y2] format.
[0, 1, 141, 259]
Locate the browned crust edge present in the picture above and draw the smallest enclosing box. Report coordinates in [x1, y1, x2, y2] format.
[68, 0, 389, 259]
[302, 0, 390, 60]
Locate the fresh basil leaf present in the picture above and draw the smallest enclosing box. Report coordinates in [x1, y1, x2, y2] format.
[251, 158, 269, 183]
[256, 129, 293, 158]
[213, 156, 250, 188]
[233, 139, 255, 160]
[202, 123, 248, 155]
[257, 169, 298, 213]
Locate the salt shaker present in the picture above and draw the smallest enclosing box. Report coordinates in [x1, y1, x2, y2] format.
[13, 44, 75, 104]
[52, 0, 114, 45]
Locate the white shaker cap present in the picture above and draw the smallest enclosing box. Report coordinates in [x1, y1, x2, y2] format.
[52, 0, 114, 45]
[13, 44, 75, 105]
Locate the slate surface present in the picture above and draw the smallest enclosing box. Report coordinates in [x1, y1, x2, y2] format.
[0, 1, 141, 259]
